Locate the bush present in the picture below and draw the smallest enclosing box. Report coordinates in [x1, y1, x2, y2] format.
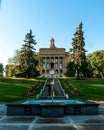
[15, 72, 26, 78]
[65, 71, 75, 77]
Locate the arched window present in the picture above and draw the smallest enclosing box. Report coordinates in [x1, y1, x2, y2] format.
[55, 70, 58, 74]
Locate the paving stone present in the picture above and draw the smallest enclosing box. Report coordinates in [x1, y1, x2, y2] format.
[0, 125, 29, 130]
[78, 124, 104, 130]
[70, 115, 103, 123]
[31, 124, 77, 130]
[0, 116, 35, 123]
[0, 117, 3, 119]
[0, 104, 7, 116]
[85, 119, 104, 123]
[36, 118, 67, 124]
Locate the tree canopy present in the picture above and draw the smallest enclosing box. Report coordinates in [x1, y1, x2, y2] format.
[69, 22, 88, 79]
[87, 50, 104, 77]
[0, 63, 3, 77]
[7, 30, 39, 78]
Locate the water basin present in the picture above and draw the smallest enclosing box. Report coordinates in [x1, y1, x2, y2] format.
[21, 99, 87, 105]
[7, 99, 99, 116]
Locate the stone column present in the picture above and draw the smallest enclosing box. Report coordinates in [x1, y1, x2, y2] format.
[58, 57, 60, 76]
[45, 57, 47, 76]
[63, 57, 65, 74]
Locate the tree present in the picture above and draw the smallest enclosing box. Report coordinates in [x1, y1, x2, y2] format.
[70, 22, 87, 79]
[65, 61, 76, 77]
[0, 63, 3, 77]
[7, 57, 14, 64]
[7, 50, 21, 77]
[35, 53, 43, 73]
[19, 29, 39, 78]
[86, 54, 93, 77]
[6, 30, 39, 78]
[88, 50, 104, 77]
[13, 50, 21, 65]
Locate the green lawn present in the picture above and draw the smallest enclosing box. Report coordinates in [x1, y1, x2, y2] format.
[60, 78, 104, 101]
[0, 77, 45, 103]
[0, 77, 104, 103]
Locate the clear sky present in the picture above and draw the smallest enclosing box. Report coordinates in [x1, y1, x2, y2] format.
[0, 0, 104, 66]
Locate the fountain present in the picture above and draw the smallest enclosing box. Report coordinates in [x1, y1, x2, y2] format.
[6, 77, 99, 117]
[50, 78, 54, 102]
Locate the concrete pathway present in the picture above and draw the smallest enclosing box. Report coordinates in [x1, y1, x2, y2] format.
[0, 103, 104, 130]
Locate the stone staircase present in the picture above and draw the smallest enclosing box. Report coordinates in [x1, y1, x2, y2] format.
[37, 78, 66, 99]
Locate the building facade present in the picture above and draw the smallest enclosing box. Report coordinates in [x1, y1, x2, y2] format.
[39, 38, 69, 77]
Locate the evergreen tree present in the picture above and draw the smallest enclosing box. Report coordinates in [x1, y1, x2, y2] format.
[19, 29, 39, 78]
[65, 61, 76, 77]
[70, 22, 87, 79]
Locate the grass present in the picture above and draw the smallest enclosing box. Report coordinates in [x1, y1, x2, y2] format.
[0, 77, 104, 103]
[0, 77, 45, 103]
[60, 78, 104, 101]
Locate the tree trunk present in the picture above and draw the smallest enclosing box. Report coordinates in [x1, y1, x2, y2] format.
[76, 69, 80, 80]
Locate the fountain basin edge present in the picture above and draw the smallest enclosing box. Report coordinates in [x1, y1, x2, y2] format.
[6, 99, 99, 117]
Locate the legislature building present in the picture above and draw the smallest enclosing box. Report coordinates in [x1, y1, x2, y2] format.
[39, 38, 69, 77]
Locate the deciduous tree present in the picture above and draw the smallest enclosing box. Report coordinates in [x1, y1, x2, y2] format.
[0, 63, 3, 77]
[87, 50, 104, 77]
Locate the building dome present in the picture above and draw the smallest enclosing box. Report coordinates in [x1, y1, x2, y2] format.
[49, 38, 57, 48]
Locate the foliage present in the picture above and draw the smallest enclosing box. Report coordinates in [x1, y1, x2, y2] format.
[60, 79, 84, 97]
[86, 54, 93, 77]
[23, 81, 44, 97]
[0, 63, 3, 77]
[13, 50, 21, 65]
[65, 61, 76, 77]
[18, 29, 39, 78]
[70, 22, 88, 79]
[7, 50, 21, 65]
[35, 54, 43, 73]
[7, 30, 39, 78]
[87, 50, 104, 77]
[7, 57, 14, 64]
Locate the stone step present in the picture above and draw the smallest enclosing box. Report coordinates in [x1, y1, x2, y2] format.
[37, 78, 66, 99]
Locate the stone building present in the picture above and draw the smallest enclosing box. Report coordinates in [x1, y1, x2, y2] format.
[38, 38, 69, 77]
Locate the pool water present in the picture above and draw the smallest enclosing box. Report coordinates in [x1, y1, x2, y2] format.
[21, 99, 90, 105]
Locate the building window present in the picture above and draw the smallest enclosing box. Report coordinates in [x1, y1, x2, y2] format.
[46, 70, 49, 74]
[55, 63, 58, 68]
[60, 64, 63, 69]
[43, 57, 45, 63]
[60, 69, 63, 74]
[60, 57, 63, 63]
[46, 57, 50, 62]
[55, 70, 58, 74]
[51, 57, 54, 62]
[43, 64, 45, 69]
[42, 70, 45, 74]
[46, 63, 50, 67]
[55, 57, 58, 62]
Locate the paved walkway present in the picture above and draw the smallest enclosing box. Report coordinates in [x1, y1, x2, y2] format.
[0, 103, 104, 130]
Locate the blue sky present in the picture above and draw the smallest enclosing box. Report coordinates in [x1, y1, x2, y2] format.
[0, 0, 104, 65]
